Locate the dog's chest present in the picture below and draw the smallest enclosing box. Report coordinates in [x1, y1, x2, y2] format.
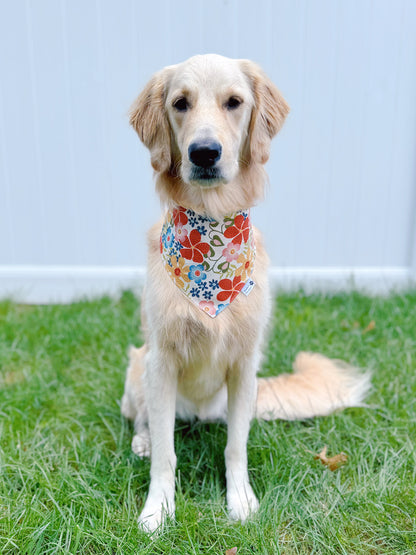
[163, 316, 230, 402]
[178, 352, 227, 403]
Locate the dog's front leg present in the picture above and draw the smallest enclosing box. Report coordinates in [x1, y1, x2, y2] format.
[225, 356, 259, 522]
[138, 350, 178, 532]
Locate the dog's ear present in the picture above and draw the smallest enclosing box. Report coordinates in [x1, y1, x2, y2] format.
[129, 68, 173, 172]
[240, 60, 290, 165]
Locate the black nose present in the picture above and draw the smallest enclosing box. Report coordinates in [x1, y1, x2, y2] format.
[188, 141, 222, 169]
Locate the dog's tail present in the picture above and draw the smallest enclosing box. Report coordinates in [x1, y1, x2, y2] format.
[256, 352, 371, 421]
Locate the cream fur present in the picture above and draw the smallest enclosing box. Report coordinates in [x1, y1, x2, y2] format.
[122, 54, 370, 532]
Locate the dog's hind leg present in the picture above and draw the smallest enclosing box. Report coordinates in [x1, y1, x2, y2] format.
[132, 416, 151, 458]
[121, 345, 151, 457]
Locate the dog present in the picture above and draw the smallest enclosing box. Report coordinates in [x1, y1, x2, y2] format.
[121, 54, 370, 532]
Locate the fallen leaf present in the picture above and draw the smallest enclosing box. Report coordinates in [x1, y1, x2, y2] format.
[225, 548, 238, 555]
[314, 446, 347, 471]
[363, 320, 376, 334]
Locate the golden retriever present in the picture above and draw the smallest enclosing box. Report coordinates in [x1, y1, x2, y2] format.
[121, 54, 370, 532]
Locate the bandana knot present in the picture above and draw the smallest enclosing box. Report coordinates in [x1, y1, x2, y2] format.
[160, 206, 256, 317]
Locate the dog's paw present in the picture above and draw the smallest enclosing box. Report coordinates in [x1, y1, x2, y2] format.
[227, 484, 259, 522]
[137, 498, 174, 533]
[131, 431, 151, 458]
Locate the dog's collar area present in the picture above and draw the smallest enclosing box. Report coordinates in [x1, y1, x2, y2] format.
[160, 206, 256, 317]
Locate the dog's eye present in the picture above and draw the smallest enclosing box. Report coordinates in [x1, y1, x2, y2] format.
[173, 97, 189, 112]
[226, 96, 242, 110]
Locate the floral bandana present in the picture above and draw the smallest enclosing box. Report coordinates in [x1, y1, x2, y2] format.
[160, 206, 256, 318]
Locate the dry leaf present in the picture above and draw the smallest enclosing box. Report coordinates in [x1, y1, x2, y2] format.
[363, 320, 376, 334]
[314, 446, 347, 471]
[225, 548, 238, 555]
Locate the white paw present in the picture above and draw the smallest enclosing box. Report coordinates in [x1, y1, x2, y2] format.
[227, 484, 259, 522]
[137, 498, 174, 533]
[132, 431, 151, 458]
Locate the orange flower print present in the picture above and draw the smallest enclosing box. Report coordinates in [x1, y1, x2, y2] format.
[217, 275, 245, 303]
[165, 256, 190, 287]
[173, 206, 188, 226]
[236, 252, 254, 282]
[224, 214, 250, 245]
[180, 229, 210, 263]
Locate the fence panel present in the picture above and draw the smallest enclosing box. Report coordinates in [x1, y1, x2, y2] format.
[0, 0, 415, 301]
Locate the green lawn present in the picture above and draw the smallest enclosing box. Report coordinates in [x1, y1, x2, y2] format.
[0, 291, 415, 554]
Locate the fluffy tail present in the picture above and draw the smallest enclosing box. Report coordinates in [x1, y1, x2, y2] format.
[256, 352, 371, 421]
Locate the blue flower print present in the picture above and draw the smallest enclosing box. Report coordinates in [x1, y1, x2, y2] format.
[197, 214, 210, 223]
[172, 240, 183, 255]
[197, 225, 207, 236]
[190, 287, 200, 298]
[209, 279, 219, 290]
[188, 264, 207, 284]
[162, 226, 174, 249]
[189, 216, 198, 227]
[198, 281, 208, 291]
[203, 290, 212, 300]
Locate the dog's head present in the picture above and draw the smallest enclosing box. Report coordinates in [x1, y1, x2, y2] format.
[130, 54, 289, 190]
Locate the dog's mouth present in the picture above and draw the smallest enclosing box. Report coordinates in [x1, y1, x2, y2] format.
[188, 166, 225, 187]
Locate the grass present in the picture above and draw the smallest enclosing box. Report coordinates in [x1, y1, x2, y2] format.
[0, 290, 415, 554]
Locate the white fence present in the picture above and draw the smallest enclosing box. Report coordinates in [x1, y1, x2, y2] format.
[1, 0, 415, 302]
